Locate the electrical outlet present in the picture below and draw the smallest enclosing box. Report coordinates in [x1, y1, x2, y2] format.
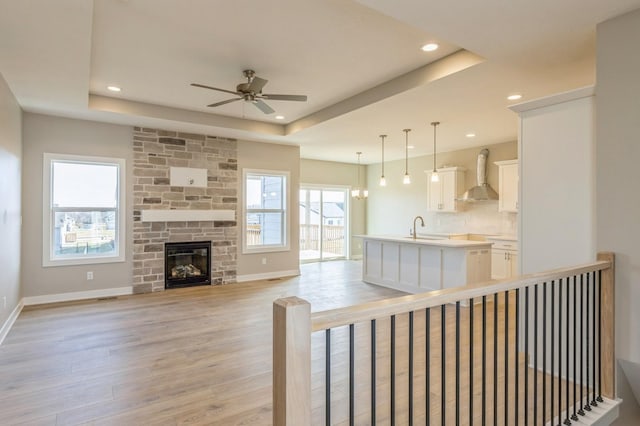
[87, 271, 94, 280]
[261, 257, 267, 265]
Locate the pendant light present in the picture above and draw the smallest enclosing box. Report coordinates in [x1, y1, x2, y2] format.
[351, 152, 368, 199]
[430, 121, 440, 183]
[379, 134, 387, 186]
[403, 129, 411, 184]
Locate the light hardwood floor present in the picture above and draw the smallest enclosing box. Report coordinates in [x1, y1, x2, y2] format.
[1, 261, 588, 425]
[0, 260, 403, 425]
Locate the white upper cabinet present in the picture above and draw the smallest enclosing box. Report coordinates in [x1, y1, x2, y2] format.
[495, 160, 519, 212]
[427, 167, 465, 212]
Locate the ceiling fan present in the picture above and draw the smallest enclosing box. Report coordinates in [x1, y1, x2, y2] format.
[191, 69, 307, 114]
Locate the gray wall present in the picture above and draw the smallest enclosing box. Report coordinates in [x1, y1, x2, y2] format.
[300, 158, 367, 258]
[237, 140, 300, 278]
[0, 72, 22, 328]
[21, 113, 133, 297]
[597, 8, 640, 419]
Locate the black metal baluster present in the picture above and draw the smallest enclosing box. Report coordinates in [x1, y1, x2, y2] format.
[585, 273, 591, 412]
[565, 277, 571, 425]
[534, 285, 539, 426]
[572, 276, 579, 422]
[591, 271, 597, 407]
[349, 323, 355, 426]
[470, 298, 474, 426]
[505, 291, 509, 424]
[543, 282, 547, 424]
[597, 270, 603, 403]
[515, 288, 520, 425]
[371, 319, 377, 425]
[551, 280, 555, 425]
[456, 302, 460, 426]
[391, 315, 396, 425]
[442, 305, 446, 426]
[494, 293, 498, 425]
[426, 308, 431, 426]
[409, 311, 414, 426]
[326, 329, 331, 426]
[558, 278, 566, 425]
[578, 274, 585, 417]
[525, 287, 530, 426]
[482, 296, 487, 426]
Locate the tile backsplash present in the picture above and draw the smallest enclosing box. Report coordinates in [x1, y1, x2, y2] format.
[426, 202, 517, 237]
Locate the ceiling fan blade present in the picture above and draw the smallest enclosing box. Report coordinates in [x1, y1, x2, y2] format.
[191, 83, 239, 96]
[253, 99, 275, 114]
[261, 94, 307, 102]
[247, 76, 268, 93]
[207, 97, 242, 107]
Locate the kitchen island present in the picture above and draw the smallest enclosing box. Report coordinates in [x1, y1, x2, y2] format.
[360, 235, 492, 294]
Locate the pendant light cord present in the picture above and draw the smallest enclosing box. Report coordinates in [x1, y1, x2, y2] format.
[431, 121, 440, 172]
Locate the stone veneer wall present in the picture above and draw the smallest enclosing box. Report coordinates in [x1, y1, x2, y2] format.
[132, 127, 237, 293]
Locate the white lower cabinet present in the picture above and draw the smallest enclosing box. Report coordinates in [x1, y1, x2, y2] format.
[489, 239, 519, 279]
[363, 238, 491, 293]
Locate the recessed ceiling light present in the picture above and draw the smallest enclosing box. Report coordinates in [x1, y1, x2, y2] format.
[466, 133, 476, 138]
[507, 93, 522, 101]
[408, 145, 415, 149]
[421, 43, 439, 52]
[107, 85, 121, 92]
[275, 115, 285, 120]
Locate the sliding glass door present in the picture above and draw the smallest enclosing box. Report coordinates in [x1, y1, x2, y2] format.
[299, 186, 349, 262]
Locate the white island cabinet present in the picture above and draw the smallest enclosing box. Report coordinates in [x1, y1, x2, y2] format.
[360, 235, 492, 294]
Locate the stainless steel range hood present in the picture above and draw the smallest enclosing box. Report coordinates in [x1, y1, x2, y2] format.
[458, 148, 499, 202]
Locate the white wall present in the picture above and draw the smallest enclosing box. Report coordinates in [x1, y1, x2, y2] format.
[300, 158, 366, 258]
[597, 8, 640, 414]
[0, 72, 22, 333]
[366, 141, 517, 236]
[237, 140, 300, 279]
[21, 113, 134, 298]
[514, 89, 596, 274]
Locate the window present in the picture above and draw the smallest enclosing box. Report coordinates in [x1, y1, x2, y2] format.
[243, 169, 289, 253]
[43, 153, 125, 266]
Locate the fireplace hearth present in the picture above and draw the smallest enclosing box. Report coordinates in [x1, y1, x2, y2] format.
[165, 241, 211, 289]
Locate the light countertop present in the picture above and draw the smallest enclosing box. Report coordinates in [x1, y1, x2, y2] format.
[357, 235, 493, 248]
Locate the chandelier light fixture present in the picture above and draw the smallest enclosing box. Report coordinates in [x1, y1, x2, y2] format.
[430, 121, 440, 183]
[351, 152, 368, 199]
[403, 129, 411, 184]
[379, 135, 387, 186]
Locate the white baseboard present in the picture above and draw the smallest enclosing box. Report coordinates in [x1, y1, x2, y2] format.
[0, 299, 24, 346]
[22, 286, 134, 306]
[236, 269, 300, 283]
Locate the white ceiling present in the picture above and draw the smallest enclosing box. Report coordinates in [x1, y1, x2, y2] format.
[1, 0, 639, 164]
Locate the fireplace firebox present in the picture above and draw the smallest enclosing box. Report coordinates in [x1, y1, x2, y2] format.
[165, 241, 211, 289]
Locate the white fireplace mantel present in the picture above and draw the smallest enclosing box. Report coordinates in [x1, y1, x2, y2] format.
[140, 209, 235, 222]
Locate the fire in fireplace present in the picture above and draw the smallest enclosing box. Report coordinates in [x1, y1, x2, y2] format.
[164, 241, 211, 289]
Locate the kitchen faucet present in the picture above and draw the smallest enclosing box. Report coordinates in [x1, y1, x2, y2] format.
[412, 215, 425, 239]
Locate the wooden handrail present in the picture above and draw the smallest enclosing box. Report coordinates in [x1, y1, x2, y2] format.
[312, 259, 611, 332]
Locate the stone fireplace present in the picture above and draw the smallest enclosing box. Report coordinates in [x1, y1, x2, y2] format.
[165, 241, 211, 288]
[132, 127, 237, 293]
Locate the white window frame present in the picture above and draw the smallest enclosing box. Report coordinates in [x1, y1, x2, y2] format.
[43, 153, 126, 267]
[243, 168, 290, 254]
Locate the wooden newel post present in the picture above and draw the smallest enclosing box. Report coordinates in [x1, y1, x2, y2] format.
[597, 252, 615, 399]
[273, 297, 312, 426]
